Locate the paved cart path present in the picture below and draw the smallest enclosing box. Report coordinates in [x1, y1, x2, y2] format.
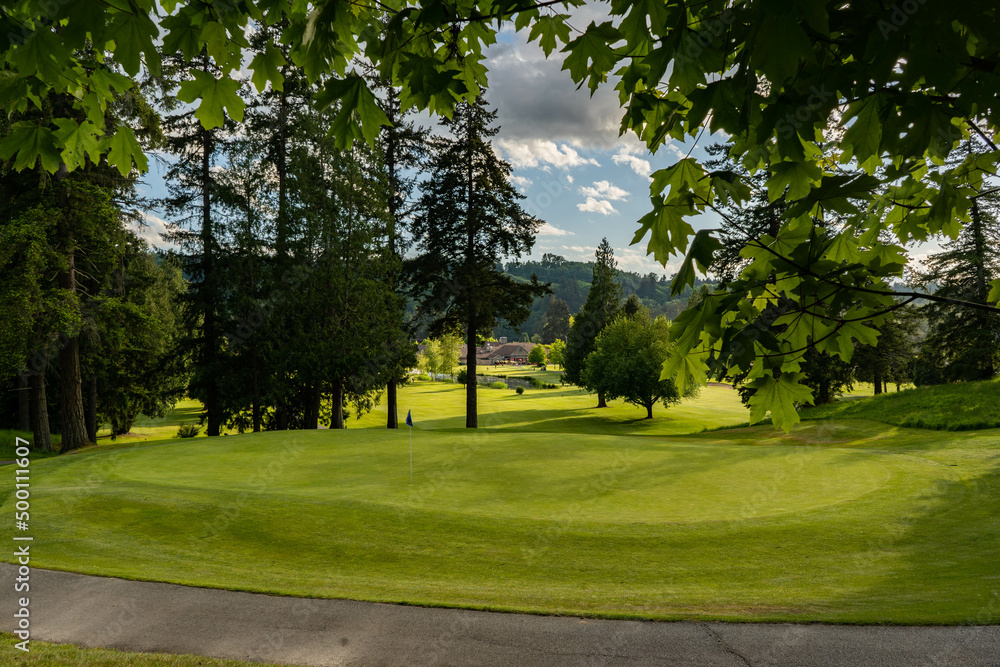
[2, 564, 998, 666]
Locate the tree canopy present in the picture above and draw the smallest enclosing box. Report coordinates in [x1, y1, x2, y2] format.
[6, 0, 1000, 430]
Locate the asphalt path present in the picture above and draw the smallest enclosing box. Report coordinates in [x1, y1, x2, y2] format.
[2, 564, 998, 666]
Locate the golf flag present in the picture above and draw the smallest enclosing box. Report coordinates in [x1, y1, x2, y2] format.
[406, 410, 413, 427]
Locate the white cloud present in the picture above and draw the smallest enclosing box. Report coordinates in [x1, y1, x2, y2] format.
[496, 138, 600, 170]
[579, 180, 629, 201]
[566, 175, 574, 184]
[509, 174, 533, 188]
[614, 246, 682, 276]
[538, 222, 574, 236]
[612, 147, 652, 178]
[134, 212, 172, 247]
[577, 197, 618, 216]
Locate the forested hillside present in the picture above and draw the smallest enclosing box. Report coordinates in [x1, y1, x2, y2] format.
[494, 253, 715, 340]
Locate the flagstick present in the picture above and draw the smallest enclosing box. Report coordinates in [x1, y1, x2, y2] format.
[409, 424, 413, 484]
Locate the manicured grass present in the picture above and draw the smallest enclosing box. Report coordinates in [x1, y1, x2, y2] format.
[1, 634, 284, 665]
[0, 430, 60, 460]
[3, 381, 999, 624]
[804, 378, 1000, 430]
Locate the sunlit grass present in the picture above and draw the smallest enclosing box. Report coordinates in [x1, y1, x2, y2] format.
[3, 381, 999, 624]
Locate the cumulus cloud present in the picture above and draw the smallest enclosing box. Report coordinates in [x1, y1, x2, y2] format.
[496, 138, 600, 170]
[538, 222, 574, 236]
[566, 175, 574, 184]
[577, 197, 618, 216]
[134, 212, 172, 247]
[509, 174, 533, 188]
[612, 147, 652, 178]
[485, 24, 623, 151]
[579, 180, 629, 201]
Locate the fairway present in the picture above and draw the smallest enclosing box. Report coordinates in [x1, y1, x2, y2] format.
[3, 381, 999, 624]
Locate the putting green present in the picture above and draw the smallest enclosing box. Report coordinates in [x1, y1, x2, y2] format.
[4, 381, 999, 624]
[91, 431, 892, 523]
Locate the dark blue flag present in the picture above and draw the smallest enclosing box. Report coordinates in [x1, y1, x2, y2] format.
[406, 410, 413, 427]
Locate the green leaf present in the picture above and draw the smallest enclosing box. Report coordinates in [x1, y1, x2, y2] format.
[989, 279, 1000, 305]
[822, 233, 861, 264]
[528, 15, 570, 57]
[650, 158, 709, 200]
[177, 70, 246, 129]
[53, 119, 103, 171]
[561, 22, 621, 94]
[109, 10, 159, 76]
[750, 14, 813, 84]
[661, 346, 708, 397]
[631, 196, 695, 268]
[841, 94, 885, 171]
[765, 160, 822, 202]
[250, 43, 286, 93]
[101, 127, 148, 176]
[748, 372, 814, 432]
[10, 27, 68, 83]
[315, 75, 391, 148]
[0, 123, 60, 173]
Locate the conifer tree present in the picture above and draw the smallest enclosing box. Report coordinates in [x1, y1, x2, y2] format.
[564, 238, 622, 407]
[919, 153, 1000, 382]
[408, 96, 548, 428]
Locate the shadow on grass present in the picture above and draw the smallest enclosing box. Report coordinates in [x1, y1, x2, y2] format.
[835, 447, 1000, 625]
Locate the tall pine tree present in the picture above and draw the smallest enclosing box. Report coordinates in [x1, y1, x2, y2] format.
[564, 238, 622, 408]
[407, 96, 547, 428]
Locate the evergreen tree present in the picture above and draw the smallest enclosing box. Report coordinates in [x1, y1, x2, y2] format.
[371, 71, 429, 428]
[407, 96, 548, 428]
[158, 50, 239, 437]
[918, 146, 1000, 382]
[854, 306, 919, 393]
[540, 296, 571, 343]
[281, 108, 402, 429]
[564, 238, 622, 407]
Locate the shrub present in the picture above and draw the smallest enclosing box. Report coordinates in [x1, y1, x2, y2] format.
[176, 423, 200, 438]
[416, 373, 431, 381]
[456, 368, 468, 384]
[516, 386, 524, 395]
[490, 381, 507, 389]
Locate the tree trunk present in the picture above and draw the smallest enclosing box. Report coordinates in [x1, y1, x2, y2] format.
[466, 317, 478, 428]
[464, 107, 478, 430]
[597, 390, 608, 408]
[276, 404, 287, 431]
[646, 403, 653, 419]
[86, 375, 98, 443]
[386, 380, 398, 429]
[306, 384, 321, 429]
[252, 400, 261, 432]
[386, 89, 400, 430]
[17, 373, 30, 432]
[28, 372, 53, 452]
[873, 366, 883, 395]
[59, 338, 90, 450]
[201, 121, 221, 438]
[331, 378, 345, 429]
[55, 162, 90, 452]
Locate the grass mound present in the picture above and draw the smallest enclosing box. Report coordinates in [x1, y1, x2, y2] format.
[804, 378, 1000, 430]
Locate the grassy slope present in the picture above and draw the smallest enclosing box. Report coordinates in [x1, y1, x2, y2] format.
[1, 634, 284, 666]
[804, 378, 1000, 430]
[2, 381, 999, 624]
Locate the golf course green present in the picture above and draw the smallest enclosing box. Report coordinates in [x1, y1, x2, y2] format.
[3, 379, 999, 624]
